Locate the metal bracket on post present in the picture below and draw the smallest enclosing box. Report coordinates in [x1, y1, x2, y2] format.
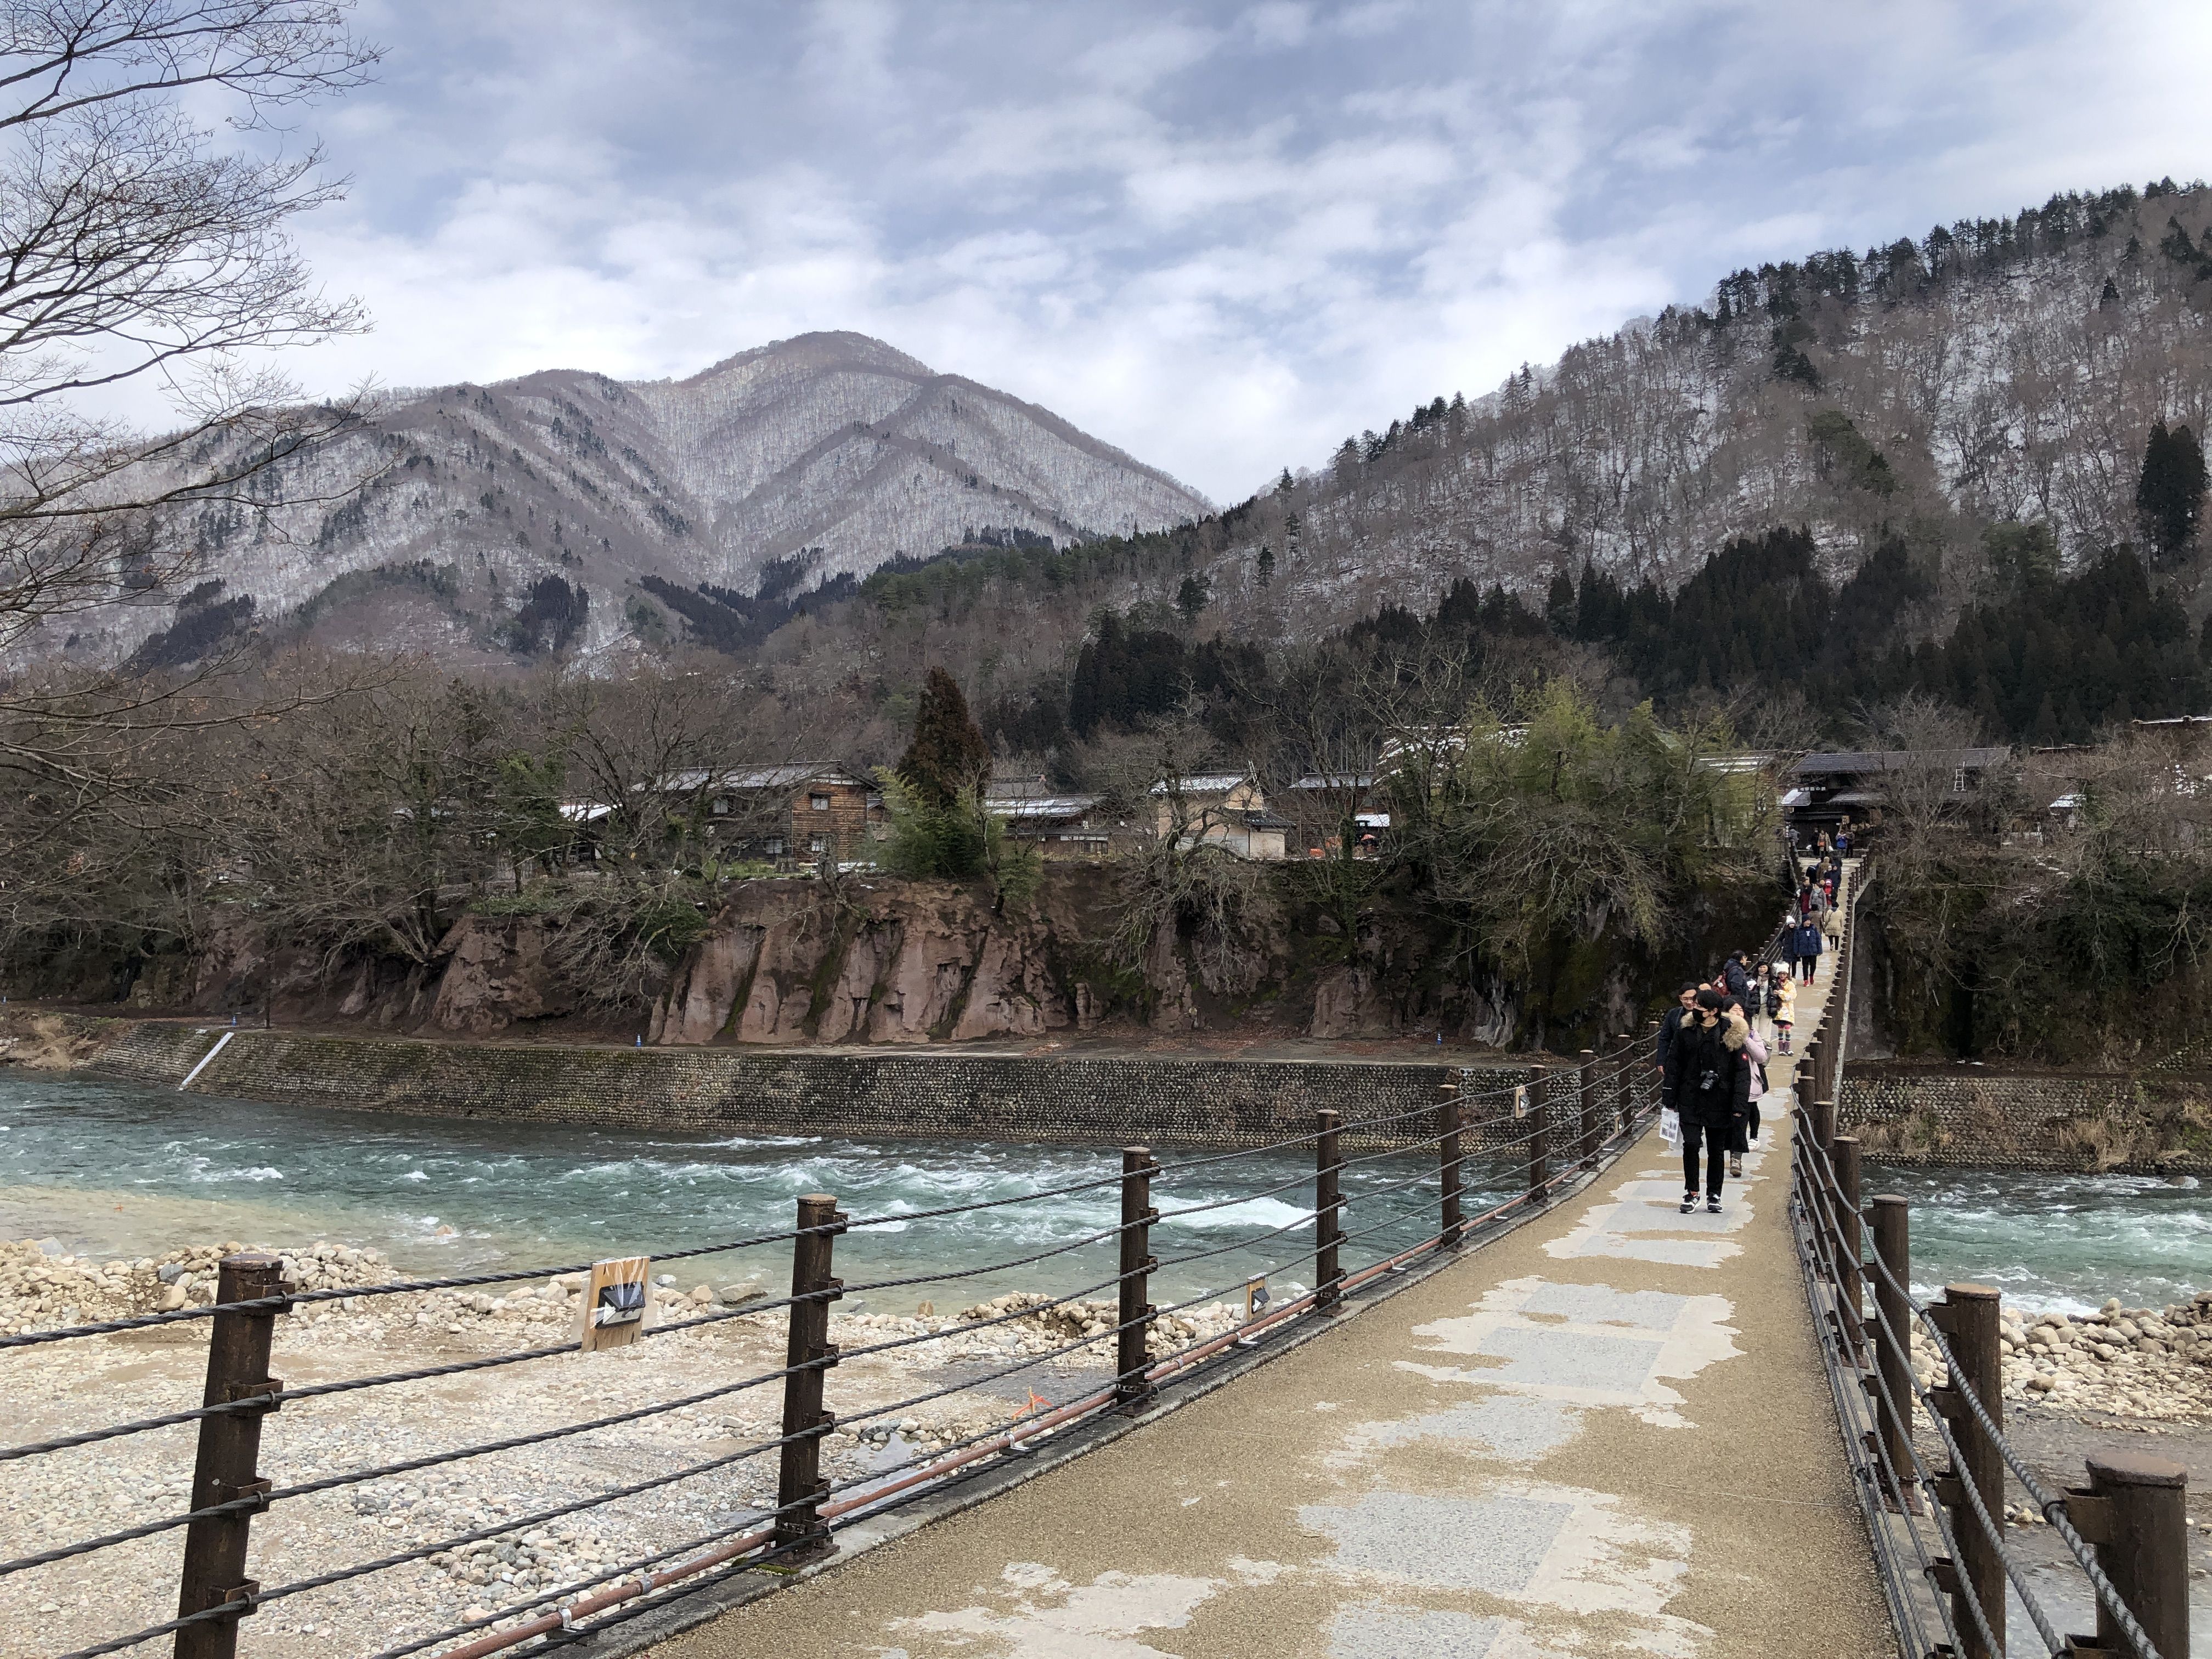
[775, 1193, 846, 1562]
[174, 1252, 287, 1659]
[1314, 1110, 1342, 1311]
[1115, 1147, 1160, 1412]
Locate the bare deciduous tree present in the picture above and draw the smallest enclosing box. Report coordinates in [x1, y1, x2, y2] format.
[0, 1, 379, 793]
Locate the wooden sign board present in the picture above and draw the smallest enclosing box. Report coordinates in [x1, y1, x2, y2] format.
[580, 1255, 651, 1352]
[1244, 1277, 1270, 1321]
[1514, 1084, 1530, 1119]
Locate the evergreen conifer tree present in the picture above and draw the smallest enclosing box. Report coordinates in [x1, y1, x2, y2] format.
[2137, 420, 2209, 560]
[1176, 573, 1210, 623]
[898, 667, 991, 810]
[1545, 570, 1577, 634]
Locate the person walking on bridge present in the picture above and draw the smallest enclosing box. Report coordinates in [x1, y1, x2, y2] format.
[1655, 982, 1697, 1073]
[1790, 914, 1824, 984]
[1664, 989, 1751, 1214]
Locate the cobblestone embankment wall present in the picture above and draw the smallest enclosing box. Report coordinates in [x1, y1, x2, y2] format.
[1840, 1063, 2212, 1172]
[73, 1020, 1579, 1149]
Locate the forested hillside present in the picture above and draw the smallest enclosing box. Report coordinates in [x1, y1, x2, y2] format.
[697, 180, 2212, 763]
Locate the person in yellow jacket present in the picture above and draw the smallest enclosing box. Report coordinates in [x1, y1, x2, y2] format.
[1773, 970, 1797, 1053]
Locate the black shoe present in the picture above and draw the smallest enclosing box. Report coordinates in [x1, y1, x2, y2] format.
[1706, 1197, 1723, 1214]
[1679, 1194, 1697, 1214]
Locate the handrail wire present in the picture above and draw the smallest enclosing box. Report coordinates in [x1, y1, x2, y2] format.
[3, 1052, 1577, 1354]
[19, 1031, 1658, 1656]
[1789, 1165, 1971, 1658]
[1793, 1136, 2018, 1658]
[1798, 1131, 2164, 1659]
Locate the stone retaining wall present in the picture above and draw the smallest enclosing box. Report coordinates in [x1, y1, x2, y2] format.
[75, 1020, 1631, 1151]
[1840, 1063, 2212, 1172]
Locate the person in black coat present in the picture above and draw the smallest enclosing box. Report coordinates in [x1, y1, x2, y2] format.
[1720, 951, 1751, 1001]
[1654, 983, 1698, 1072]
[1663, 989, 1752, 1212]
[1791, 917, 1824, 983]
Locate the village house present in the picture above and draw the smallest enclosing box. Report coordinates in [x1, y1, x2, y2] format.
[1781, 747, 2010, 843]
[658, 764, 882, 865]
[1286, 772, 1386, 858]
[1150, 772, 1294, 861]
[982, 776, 1116, 859]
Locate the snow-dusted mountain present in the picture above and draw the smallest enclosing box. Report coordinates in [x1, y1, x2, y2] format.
[1194, 181, 2212, 637]
[58, 331, 1209, 665]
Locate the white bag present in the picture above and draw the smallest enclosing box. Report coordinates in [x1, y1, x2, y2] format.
[1660, 1107, 1681, 1149]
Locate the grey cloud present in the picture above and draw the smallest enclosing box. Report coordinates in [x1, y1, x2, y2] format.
[112, 1, 2212, 500]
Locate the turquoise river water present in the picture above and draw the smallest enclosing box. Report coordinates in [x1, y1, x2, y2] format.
[0, 1073, 2203, 1316]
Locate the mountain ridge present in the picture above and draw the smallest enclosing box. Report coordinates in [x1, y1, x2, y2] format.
[48, 330, 1211, 669]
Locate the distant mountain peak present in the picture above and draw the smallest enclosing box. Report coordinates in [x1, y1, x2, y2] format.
[50, 330, 1211, 668]
[668, 330, 936, 387]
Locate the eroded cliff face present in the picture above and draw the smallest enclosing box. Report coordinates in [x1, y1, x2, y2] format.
[61, 863, 1752, 1048]
[644, 878, 1094, 1046]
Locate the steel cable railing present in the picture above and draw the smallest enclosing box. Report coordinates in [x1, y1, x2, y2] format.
[1795, 1126, 2165, 1659]
[7, 1032, 1664, 1659]
[1785, 857, 2176, 1659]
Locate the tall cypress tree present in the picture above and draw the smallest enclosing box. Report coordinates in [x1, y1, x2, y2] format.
[898, 667, 991, 810]
[2137, 419, 2208, 561]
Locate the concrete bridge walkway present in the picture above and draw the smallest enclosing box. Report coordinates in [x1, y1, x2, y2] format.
[653, 929, 1886, 1658]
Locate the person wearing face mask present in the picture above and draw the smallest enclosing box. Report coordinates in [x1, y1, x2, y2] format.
[1662, 988, 1752, 1214]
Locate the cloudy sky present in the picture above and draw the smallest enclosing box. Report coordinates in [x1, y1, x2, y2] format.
[249, 1, 2212, 502]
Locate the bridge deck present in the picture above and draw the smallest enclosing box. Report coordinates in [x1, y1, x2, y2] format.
[653, 953, 1887, 1658]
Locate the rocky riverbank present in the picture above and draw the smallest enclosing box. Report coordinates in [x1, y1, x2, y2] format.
[0, 1235, 1242, 1658]
[1910, 1291, 2212, 1420]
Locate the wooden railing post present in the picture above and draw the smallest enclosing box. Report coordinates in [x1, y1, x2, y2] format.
[2067, 1453, 2190, 1659]
[1314, 1109, 1342, 1310]
[1928, 1284, 2004, 1659]
[1577, 1049, 1599, 1165]
[1115, 1147, 1159, 1410]
[1869, 1194, 1917, 1513]
[1797, 1035, 1821, 1118]
[1436, 1084, 1464, 1248]
[1832, 1134, 1864, 1358]
[1524, 1066, 1549, 1200]
[175, 1252, 286, 1659]
[776, 1193, 845, 1560]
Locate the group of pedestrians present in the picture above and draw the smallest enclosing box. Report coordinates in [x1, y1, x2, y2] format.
[1657, 841, 1850, 1216]
[1786, 856, 1843, 983]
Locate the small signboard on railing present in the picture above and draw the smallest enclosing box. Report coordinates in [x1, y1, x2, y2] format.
[1514, 1084, 1530, 1119]
[580, 1256, 651, 1352]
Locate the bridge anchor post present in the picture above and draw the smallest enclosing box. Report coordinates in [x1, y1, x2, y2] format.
[1115, 1146, 1159, 1411]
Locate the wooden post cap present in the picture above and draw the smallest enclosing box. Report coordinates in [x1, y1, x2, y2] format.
[2087, 1452, 2188, 1489]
